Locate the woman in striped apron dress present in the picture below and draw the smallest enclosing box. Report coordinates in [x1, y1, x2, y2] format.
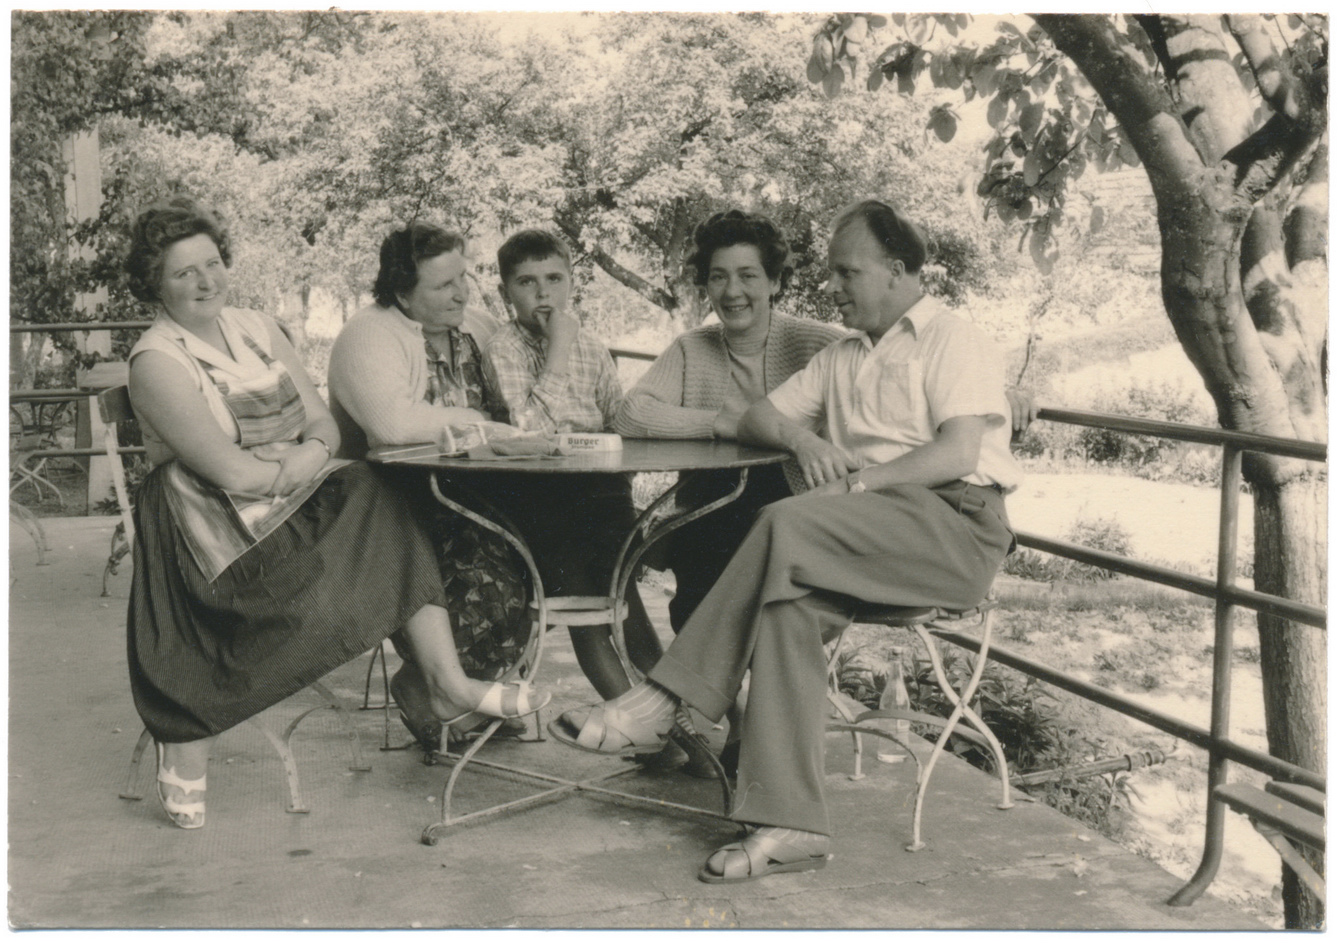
[122, 198, 549, 830]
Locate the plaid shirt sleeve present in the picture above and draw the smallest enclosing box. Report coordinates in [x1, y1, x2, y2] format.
[483, 326, 611, 433]
[481, 329, 537, 426]
[592, 339, 624, 431]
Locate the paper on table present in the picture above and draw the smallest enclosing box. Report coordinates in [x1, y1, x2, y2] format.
[375, 442, 465, 462]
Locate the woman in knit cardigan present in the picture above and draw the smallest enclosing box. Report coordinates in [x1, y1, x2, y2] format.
[328, 222, 531, 754]
[614, 210, 844, 774]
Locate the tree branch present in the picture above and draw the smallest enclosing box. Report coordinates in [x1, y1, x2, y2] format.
[1157, 15, 1254, 164]
[1226, 14, 1301, 119]
[1221, 107, 1323, 204]
[552, 215, 677, 312]
[1032, 15, 1205, 189]
[631, 218, 667, 253]
[1284, 141, 1327, 268]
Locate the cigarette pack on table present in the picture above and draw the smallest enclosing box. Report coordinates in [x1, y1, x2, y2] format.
[557, 432, 623, 453]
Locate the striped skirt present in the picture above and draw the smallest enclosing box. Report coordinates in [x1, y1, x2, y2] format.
[127, 461, 447, 742]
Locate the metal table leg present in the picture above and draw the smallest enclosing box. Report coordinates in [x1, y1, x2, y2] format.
[418, 470, 741, 843]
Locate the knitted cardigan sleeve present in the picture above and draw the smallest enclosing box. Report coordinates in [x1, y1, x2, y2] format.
[612, 333, 721, 438]
[327, 309, 456, 447]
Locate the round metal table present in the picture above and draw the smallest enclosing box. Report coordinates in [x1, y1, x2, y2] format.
[368, 437, 788, 842]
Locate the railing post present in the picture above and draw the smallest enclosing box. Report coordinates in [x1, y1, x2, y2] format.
[1168, 446, 1242, 906]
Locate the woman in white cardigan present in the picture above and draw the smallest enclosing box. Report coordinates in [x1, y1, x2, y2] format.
[328, 223, 529, 753]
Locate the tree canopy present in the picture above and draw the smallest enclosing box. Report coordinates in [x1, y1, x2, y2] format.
[11, 10, 1011, 350]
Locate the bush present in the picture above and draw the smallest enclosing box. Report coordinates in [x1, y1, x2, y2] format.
[1078, 382, 1216, 469]
[1003, 515, 1133, 583]
[1017, 379, 1221, 485]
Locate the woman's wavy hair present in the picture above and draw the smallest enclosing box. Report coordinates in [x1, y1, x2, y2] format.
[686, 209, 793, 299]
[124, 197, 231, 304]
[373, 221, 467, 309]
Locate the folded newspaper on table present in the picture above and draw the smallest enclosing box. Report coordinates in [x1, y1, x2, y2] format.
[376, 423, 622, 462]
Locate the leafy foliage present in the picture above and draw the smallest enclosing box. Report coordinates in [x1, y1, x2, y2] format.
[1013, 379, 1221, 484]
[1003, 515, 1134, 584]
[12, 10, 1009, 366]
[807, 13, 1326, 285]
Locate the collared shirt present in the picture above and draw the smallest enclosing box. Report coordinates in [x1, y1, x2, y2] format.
[482, 321, 623, 434]
[767, 295, 1022, 492]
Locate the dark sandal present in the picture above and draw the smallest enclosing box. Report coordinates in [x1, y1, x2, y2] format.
[548, 703, 673, 756]
[390, 667, 442, 753]
[698, 829, 829, 884]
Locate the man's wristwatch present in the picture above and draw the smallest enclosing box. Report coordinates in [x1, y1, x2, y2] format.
[847, 471, 866, 493]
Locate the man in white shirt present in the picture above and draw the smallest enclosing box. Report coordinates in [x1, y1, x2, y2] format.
[550, 200, 1020, 884]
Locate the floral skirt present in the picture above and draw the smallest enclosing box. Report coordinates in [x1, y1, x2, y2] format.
[429, 506, 530, 680]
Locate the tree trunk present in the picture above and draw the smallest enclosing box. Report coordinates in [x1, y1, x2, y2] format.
[1252, 472, 1326, 929]
[10, 333, 44, 390]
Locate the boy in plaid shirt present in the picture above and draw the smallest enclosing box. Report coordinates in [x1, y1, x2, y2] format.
[482, 231, 665, 711]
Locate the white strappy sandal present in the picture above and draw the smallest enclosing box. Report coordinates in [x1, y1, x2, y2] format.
[448, 679, 551, 724]
[155, 742, 207, 830]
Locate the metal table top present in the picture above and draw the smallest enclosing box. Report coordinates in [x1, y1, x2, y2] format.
[367, 437, 788, 474]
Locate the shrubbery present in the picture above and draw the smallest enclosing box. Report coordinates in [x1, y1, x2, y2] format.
[1003, 514, 1133, 583]
[1016, 380, 1220, 485]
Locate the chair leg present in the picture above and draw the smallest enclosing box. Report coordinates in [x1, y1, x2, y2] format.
[304, 680, 371, 772]
[14, 459, 66, 507]
[249, 716, 309, 814]
[824, 628, 867, 779]
[922, 615, 1014, 811]
[101, 522, 130, 596]
[118, 727, 155, 801]
[361, 642, 386, 710]
[10, 500, 49, 565]
[906, 614, 1011, 852]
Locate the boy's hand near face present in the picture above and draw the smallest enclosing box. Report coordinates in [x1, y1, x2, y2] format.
[537, 306, 579, 376]
[500, 253, 578, 377]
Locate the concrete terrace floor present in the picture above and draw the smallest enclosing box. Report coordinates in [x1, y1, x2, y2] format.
[8, 516, 1265, 931]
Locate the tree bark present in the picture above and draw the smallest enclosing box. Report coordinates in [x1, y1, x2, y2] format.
[1253, 473, 1326, 929]
[1036, 14, 1328, 928]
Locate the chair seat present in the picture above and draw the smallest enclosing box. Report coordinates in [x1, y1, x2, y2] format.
[852, 600, 996, 627]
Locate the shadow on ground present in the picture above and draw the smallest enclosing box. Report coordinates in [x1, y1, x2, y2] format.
[8, 517, 1263, 930]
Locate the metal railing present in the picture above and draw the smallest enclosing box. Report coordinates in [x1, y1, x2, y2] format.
[939, 405, 1325, 908]
[10, 321, 147, 477]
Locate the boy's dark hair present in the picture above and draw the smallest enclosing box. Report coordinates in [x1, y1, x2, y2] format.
[832, 200, 928, 274]
[686, 209, 793, 298]
[125, 197, 232, 304]
[373, 222, 467, 309]
[497, 229, 571, 283]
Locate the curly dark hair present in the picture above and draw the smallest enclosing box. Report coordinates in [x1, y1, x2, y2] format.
[831, 200, 928, 274]
[686, 209, 793, 298]
[124, 197, 232, 304]
[373, 221, 468, 309]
